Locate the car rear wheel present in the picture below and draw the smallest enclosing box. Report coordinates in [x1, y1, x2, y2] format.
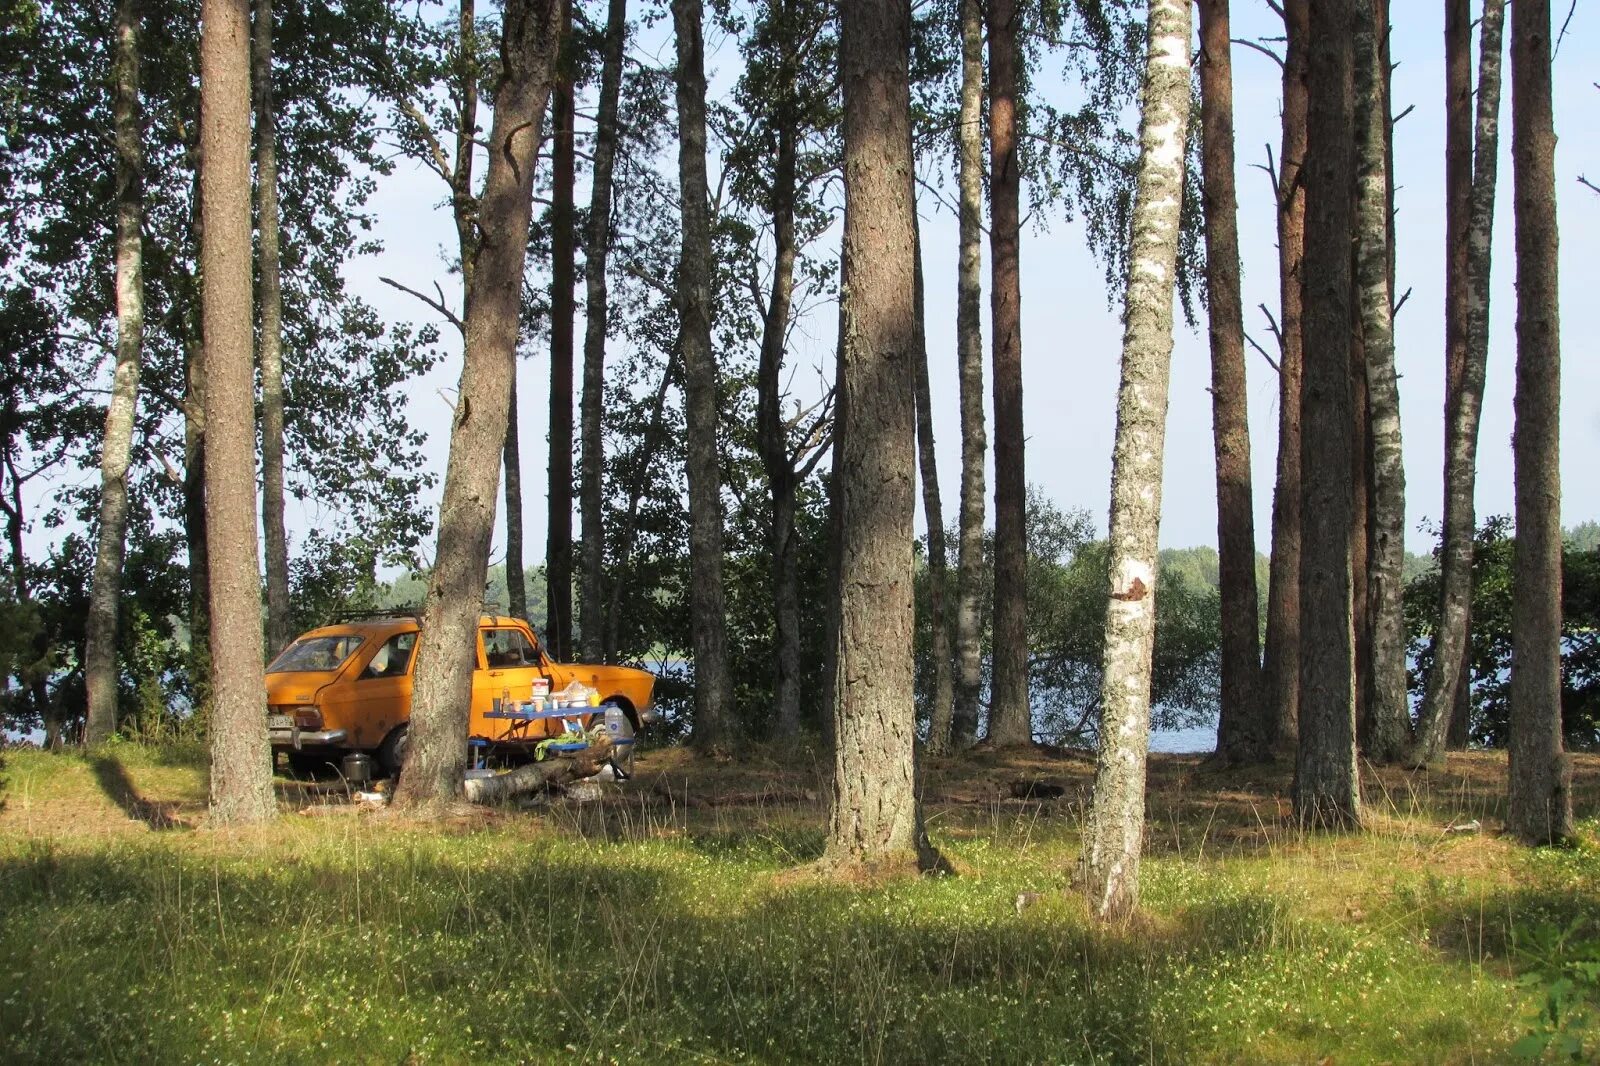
[377, 724, 409, 777]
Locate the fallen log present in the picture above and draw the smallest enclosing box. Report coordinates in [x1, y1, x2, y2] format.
[462, 733, 614, 804]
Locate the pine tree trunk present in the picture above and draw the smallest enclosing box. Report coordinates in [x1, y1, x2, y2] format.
[1080, 0, 1192, 921]
[912, 215, 954, 754]
[253, 0, 290, 658]
[672, 0, 732, 748]
[826, 0, 939, 874]
[1415, 0, 1504, 767]
[1197, 0, 1264, 766]
[504, 379, 526, 617]
[1505, 0, 1573, 846]
[393, 0, 563, 814]
[1349, 328, 1371, 748]
[1292, 0, 1361, 830]
[182, 167, 213, 728]
[1354, 0, 1409, 764]
[84, 0, 145, 746]
[985, 0, 1030, 748]
[755, 28, 802, 737]
[950, 0, 986, 750]
[1262, 0, 1308, 757]
[578, 0, 626, 663]
[199, 0, 276, 825]
[544, 5, 574, 656]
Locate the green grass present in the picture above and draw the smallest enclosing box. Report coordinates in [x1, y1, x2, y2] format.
[1, 744, 1597, 1064]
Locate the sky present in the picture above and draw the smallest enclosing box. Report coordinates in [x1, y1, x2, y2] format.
[334, 1, 1600, 573]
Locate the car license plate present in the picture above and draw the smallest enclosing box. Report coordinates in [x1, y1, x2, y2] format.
[267, 714, 294, 731]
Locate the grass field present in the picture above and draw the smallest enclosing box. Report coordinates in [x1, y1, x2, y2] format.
[1, 741, 1597, 1064]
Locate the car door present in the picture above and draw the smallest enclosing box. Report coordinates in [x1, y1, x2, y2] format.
[316, 630, 416, 749]
[470, 626, 554, 740]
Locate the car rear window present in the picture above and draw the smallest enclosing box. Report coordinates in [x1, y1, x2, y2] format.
[268, 635, 366, 674]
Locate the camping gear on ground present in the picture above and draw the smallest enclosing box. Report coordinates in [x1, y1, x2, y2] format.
[341, 752, 373, 785]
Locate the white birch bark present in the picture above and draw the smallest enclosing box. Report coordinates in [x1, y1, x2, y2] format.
[1354, 1, 1409, 763]
[1412, 0, 1505, 767]
[1079, 0, 1191, 920]
[84, 0, 145, 745]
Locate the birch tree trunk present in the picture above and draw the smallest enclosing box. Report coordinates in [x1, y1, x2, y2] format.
[200, 0, 276, 825]
[1354, 0, 1409, 764]
[1262, 0, 1308, 756]
[755, 34, 803, 738]
[1414, 0, 1504, 767]
[985, 0, 1030, 748]
[672, 0, 732, 748]
[950, 0, 986, 750]
[1292, 0, 1361, 829]
[1506, 0, 1573, 846]
[1079, 0, 1191, 921]
[912, 214, 954, 753]
[393, 0, 563, 813]
[1197, 0, 1264, 766]
[578, 0, 627, 662]
[824, 0, 940, 875]
[544, 2, 574, 653]
[253, 0, 290, 657]
[84, 0, 145, 745]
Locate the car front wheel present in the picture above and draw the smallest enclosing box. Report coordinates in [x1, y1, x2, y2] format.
[378, 724, 409, 777]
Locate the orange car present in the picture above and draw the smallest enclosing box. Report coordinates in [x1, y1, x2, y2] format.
[264, 613, 656, 774]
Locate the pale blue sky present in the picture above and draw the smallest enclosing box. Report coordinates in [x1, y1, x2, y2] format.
[343, 1, 1600, 570]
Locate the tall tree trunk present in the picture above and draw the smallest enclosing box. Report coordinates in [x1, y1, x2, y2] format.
[84, 0, 145, 745]
[825, 0, 939, 874]
[453, 0, 479, 294]
[1505, 0, 1573, 846]
[253, 0, 290, 658]
[181, 166, 213, 728]
[578, 0, 626, 662]
[672, 0, 732, 748]
[1443, 0, 1474, 754]
[755, 21, 803, 738]
[1292, 0, 1361, 830]
[1349, 325, 1370, 747]
[1354, 0, 1409, 763]
[950, 0, 986, 750]
[199, 0, 275, 825]
[912, 214, 954, 753]
[1415, 0, 1504, 766]
[1262, 0, 1308, 757]
[1080, 0, 1192, 920]
[985, 0, 1030, 748]
[504, 379, 526, 617]
[393, 0, 562, 813]
[1197, 0, 1264, 766]
[543, 1, 574, 654]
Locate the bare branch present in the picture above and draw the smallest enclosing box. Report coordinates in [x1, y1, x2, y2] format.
[1245, 331, 1281, 374]
[380, 276, 465, 336]
[1233, 37, 1284, 69]
[1579, 174, 1600, 197]
[1391, 103, 1417, 126]
[397, 99, 454, 184]
[1392, 286, 1413, 319]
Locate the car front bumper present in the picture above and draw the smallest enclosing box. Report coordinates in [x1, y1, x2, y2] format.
[268, 727, 348, 750]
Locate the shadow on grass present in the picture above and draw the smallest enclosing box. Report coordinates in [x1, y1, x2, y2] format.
[88, 754, 190, 831]
[0, 837, 1404, 1065]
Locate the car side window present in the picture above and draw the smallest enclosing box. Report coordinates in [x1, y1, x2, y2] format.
[482, 628, 538, 669]
[360, 632, 417, 680]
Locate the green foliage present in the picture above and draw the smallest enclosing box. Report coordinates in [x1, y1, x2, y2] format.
[916, 488, 1222, 744]
[1405, 517, 1600, 749]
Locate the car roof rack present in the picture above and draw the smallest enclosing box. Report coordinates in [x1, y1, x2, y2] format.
[330, 605, 425, 623]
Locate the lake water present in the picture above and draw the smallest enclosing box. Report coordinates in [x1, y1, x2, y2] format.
[1148, 723, 1218, 754]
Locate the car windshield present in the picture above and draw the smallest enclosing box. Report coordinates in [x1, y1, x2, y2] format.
[268, 635, 366, 674]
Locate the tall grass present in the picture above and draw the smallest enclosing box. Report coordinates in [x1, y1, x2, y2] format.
[0, 745, 1594, 1064]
